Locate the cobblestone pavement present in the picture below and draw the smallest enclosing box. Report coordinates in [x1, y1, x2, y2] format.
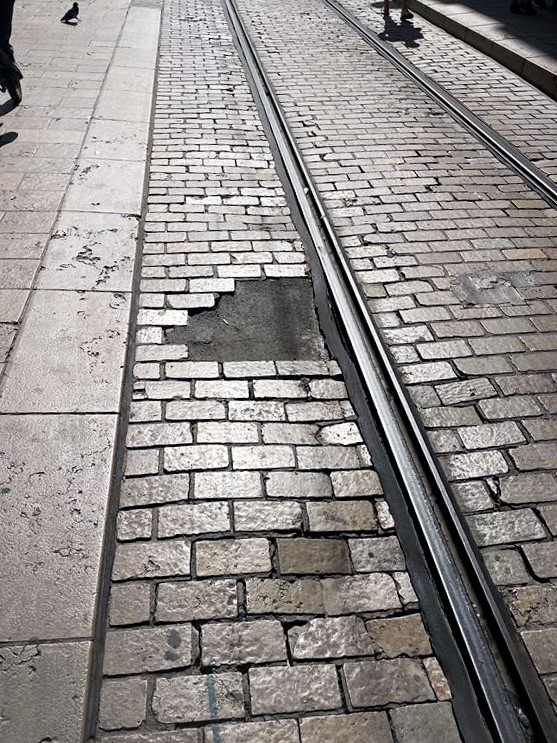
[0, 0, 131, 378]
[339, 0, 557, 180]
[95, 0, 465, 739]
[236, 0, 557, 707]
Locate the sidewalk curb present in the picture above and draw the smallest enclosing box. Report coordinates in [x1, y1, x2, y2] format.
[409, 0, 557, 100]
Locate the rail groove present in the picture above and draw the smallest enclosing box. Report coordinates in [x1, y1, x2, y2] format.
[223, 0, 557, 741]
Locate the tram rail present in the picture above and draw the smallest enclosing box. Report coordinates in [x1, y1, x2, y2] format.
[223, 0, 557, 740]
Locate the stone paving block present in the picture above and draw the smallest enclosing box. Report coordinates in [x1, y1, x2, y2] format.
[468, 510, 545, 546]
[0, 640, 90, 742]
[349, 536, 406, 572]
[307, 501, 376, 532]
[198, 421, 259, 444]
[102, 733, 197, 743]
[289, 616, 376, 660]
[202, 619, 287, 666]
[421, 406, 481, 428]
[322, 574, 401, 615]
[167, 361, 220, 379]
[452, 481, 494, 512]
[309, 379, 348, 399]
[109, 582, 151, 626]
[262, 422, 319, 445]
[330, 469, 383, 497]
[510, 442, 557, 471]
[457, 421, 525, 449]
[540, 505, 557, 536]
[104, 623, 194, 675]
[483, 549, 530, 586]
[297, 445, 361, 470]
[522, 628, 557, 675]
[165, 444, 230, 471]
[442, 450, 508, 480]
[130, 400, 163, 422]
[249, 664, 341, 715]
[120, 474, 190, 507]
[117, 509, 153, 541]
[195, 380, 249, 399]
[156, 579, 237, 622]
[127, 422, 193, 448]
[424, 656, 452, 701]
[153, 673, 244, 723]
[318, 421, 362, 445]
[246, 577, 326, 615]
[234, 500, 303, 531]
[277, 538, 351, 575]
[223, 361, 276, 377]
[167, 400, 226, 421]
[505, 585, 557, 627]
[125, 448, 160, 477]
[522, 542, 557, 579]
[254, 379, 307, 398]
[365, 614, 432, 658]
[390, 702, 462, 741]
[194, 471, 263, 499]
[344, 658, 435, 707]
[99, 676, 148, 731]
[113, 539, 190, 581]
[144, 381, 191, 401]
[266, 470, 332, 498]
[204, 720, 300, 743]
[159, 502, 230, 537]
[500, 473, 557, 504]
[196, 538, 271, 576]
[479, 396, 542, 419]
[229, 400, 286, 421]
[286, 400, 344, 421]
[299, 712, 394, 743]
[436, 378, 496, 405]
[232, 445, 295, 469]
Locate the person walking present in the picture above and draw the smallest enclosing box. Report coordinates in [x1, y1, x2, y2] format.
[0, 0, 23, 104]
[383, 0, 414, 21]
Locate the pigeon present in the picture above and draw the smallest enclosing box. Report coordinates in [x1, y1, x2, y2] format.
[60, 2, 79, 23]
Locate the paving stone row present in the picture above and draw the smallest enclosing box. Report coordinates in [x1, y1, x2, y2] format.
[338, 0, 557, 180]
[96, 0, 463, 739]
[235, 0, 557, 705]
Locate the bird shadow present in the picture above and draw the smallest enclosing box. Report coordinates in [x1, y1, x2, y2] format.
[0, 131, 18, 148]
[380, 17, 424, 47]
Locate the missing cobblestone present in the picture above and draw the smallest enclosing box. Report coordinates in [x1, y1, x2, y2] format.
[167, 279, 327, 361]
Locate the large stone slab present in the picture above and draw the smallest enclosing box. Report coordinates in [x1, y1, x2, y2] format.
[0, 290, 130, 413]
[63, 158, 145, 213]
[0, 414, 117, 640]
[0, 640, 90, 743]
[37, 212, 138, 292]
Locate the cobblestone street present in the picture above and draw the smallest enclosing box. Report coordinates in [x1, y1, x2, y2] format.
[0, 0, 556, 741]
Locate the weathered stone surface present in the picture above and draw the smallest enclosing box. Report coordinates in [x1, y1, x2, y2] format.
[202, 620, 287, 665]
[99, 676, 148, 730]
[442, 450, 508, 480]
[436, 378, 496, 405]
[365, 614, 432, 658]
[109, 582, 151, 626]
[286, 400, 344, 421]
[153, 673, 244, 723]
[165, 444, 229, 471]
[322, 574, 400, 614]
[452, 481, 494, 512]
[156, 579, 237, 622]
[510, 443, 557, 471]
[234, 500, 303, 531]
[262, 422, 318, 445]
[229, 401, 285, 421]
[117, 509, 153, 541]
[344, 658, 435, 707]
[500, 473, 557, 504]
[297, 445, 360, 470]
[505, 584, 557, 627]
[249, 664, 341, 714]
[330, 469, 383, 497]
[468, 510, 545, 546]
[204, 720, 300, 743]
[349, 536, 406, 572]
[522, 542, 557, 579]
[424, 657, 452, 700]
[0, 640, 90, 742]
[194, 471, 262, 499]
[232, 445, 295, 469]
[277, 538, 351, 574]
[390, 702, 462, 742]
[299, 712, 394, 743]
[104, 624, 193, 675]
[307, 501, 376, 532]
[125, 448, 159, 476]
[158, 501, 230, 537]
[102, 733, 197, 743]
[198, 421, 259, 444]
[458, 421, 525, 450]
[196, 538, 271, 576]
[266, 471, 332, 498]
[483, 549, 530, 585]
[120, 474, 190, 507]
[166, 400, 226, 420]
[247, 577, 325, 615]
[113, 540, 190, 581]
[522, 628, 557, 674]
[127, 422, 192, 448]
[318, 422, 362, 445]
[395, 572, 418, 606]
[289, 616, 375, 659]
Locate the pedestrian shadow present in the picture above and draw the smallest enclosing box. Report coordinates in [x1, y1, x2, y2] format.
[0, 130, 18, 148]
[0, 99, 17, 116]
[380, 17, 425, 47]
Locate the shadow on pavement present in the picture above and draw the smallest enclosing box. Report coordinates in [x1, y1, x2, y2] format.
[380, 16, 425, 46]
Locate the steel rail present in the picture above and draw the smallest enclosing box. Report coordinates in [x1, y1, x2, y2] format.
[323, 0, 557, 212]
[223, 0, 557, 741]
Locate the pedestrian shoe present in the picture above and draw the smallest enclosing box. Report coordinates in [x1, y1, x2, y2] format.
[401, 10, 414, 19]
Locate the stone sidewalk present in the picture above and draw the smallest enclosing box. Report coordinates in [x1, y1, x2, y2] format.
[0, 1, 161, 741]
[406, 0, 557, 98]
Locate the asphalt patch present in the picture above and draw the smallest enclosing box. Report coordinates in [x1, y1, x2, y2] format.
[167, 278, 327, 361]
